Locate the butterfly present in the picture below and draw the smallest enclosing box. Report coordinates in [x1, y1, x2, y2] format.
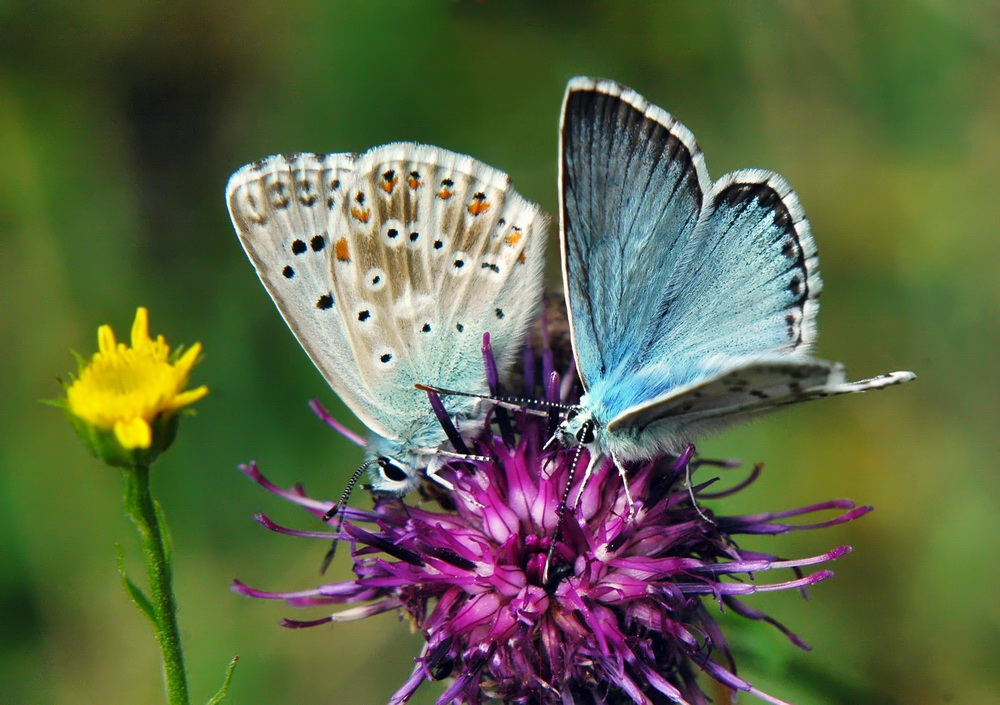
[556, 77, 916, 498]
[227, 143, 547, 497]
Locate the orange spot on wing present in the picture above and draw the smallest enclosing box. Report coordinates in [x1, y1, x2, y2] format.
[468, 199, 491, 216]
[380, 177, 398, 194]
[408, 176, 422, 189]
[504, 230, 523, 246]
[335, 238, 350, 261]
[350, 207, 371, 223]
[517, 252, 527, 264]
[438, 188, 453, 200]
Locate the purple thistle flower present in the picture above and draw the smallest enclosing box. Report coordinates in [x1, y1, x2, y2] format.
[234, 327, 870, 705]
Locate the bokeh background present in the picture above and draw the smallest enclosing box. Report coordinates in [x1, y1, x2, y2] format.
[3, 1, 997, 703]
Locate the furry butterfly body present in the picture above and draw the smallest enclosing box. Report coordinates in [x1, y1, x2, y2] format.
[227, 143, 547, 494]
[557, 77, 915, 471]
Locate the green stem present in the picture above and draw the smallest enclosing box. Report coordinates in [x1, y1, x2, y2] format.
[123, 465, 190, 705]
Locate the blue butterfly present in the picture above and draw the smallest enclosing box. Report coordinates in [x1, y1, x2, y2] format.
[227, 144, 547, 497]
[556, 77, 915, 498]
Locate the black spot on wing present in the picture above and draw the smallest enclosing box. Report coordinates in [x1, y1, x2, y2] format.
[269, 181, 290, 209]
[297, 178, 317, 206]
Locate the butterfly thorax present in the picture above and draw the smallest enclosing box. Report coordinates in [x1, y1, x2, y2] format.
[579, 366, 681, 426]
[574, 380, 695, 462]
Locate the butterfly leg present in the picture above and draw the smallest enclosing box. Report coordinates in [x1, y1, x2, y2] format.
[571, 450, 600, 512]
[425, 456, 456, 492]
[610, 452, 636, 521]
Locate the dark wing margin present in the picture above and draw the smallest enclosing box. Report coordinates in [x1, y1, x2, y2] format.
[559, 76, 710, 390]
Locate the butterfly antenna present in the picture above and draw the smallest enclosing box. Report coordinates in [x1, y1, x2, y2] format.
[542, 423, 590, 585]
[320, 459, 374, 574]
[437, 449, 490, 463]
[415, 384, 570, 416]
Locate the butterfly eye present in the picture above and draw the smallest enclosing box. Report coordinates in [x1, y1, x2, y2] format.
[377, 457, 408, 482]
[576, 422, 595, 444]
[566, 409, 579, 422]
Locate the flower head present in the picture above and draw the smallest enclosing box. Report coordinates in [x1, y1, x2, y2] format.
[62, 307, 208, 466]
[235, 332, 869, 704]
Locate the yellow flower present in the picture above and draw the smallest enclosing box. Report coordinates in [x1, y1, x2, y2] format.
[65, 308, 208, 462]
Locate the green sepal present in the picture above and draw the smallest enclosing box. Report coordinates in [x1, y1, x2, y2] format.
[65, 410, 181, 469]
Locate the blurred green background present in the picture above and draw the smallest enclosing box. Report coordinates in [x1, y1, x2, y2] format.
[2, 1, 997, 703]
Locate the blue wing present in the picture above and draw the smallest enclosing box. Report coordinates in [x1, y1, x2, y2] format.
[559, 76, 711, 391]
[560, 78, 822, 423]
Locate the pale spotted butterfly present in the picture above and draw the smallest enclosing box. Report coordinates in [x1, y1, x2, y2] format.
[227, 144, 547, 497]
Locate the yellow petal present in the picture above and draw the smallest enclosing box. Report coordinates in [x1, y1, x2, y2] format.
[114, 417, 153, 449]
[131, 307, 150, 349]
[174, 342, 203, 376]
[168, 385, 209, 411]
[98, 324, 117, 354]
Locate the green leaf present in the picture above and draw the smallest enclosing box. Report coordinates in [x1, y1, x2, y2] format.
[115, 544, 157, 625]
[205, 655, 240, 705]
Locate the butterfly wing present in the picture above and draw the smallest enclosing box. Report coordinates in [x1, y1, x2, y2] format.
[561, 78, 822, 413]
[227, 145, 547, 450]
[605, 357, 915, 455]
[561, 77, 913, 456]
[646, 170, 820, 368]
[559, 77, 711, 391]
[227, 153, 389, 429]
[324, 143, 547, 446]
